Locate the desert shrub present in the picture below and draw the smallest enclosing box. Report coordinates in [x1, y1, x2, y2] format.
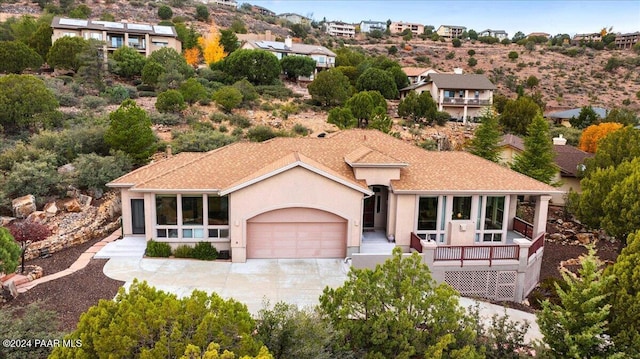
[31, 126, 110, 165]
[70, 152, 133, 190]
[172, 129, 236, 153]
[81, 96, 108, 109]
[138, 91, 157, 97]
[178, 78, 208, 105]
[0, 228, 20, 275]
[102, 85, 131, 104]
[292, 123, 310, 136]
[247, 125, 277, 142]
[212, 86, 243, 113]
[0, 302, 64, 359]
[452, 38, 461, 47]
[156, 90, 186, 113]
[192, 241, 218, 260]
[56, 92, 80, 107]
[228, 114, 251, 128]
[210, 112, 228, 123]
[173, 245, 193, 258]
[255, 85, 294, 100]
[145, 240, 172, 257]
[468, 49, 476, 56]
[232, 79, 259, 104]
[0, 142, 57, 171]
[508, 51, 519, 60]
[150, 112, 184, 126]
[419, 138, 438, 151]
[3, 160, 61, 204]
[468, 57, 477, 67]
[218, 124, 228, 132]
[445, 51, 455, 60]
[231, 127, 243, 137]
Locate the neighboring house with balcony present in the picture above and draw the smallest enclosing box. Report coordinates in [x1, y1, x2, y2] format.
[546, 106, 608, 127]
[615, 32, 640, 49]
[241, 37, 335, 79]
[209, 0, 237, 8]
[571, 32, 602, 45]
[108, 129, 557, 302]
[478, 29, 508, 40]
[401, 67, 439, 84]
[325, 22, 356, 38]
[251, 5, 275, 17]
[390, 21, 424, 36]
[278, 13, 311, 25]
[499, 134, 592, 205]
[436, 25, 466, 38]
[51, 17, 181, 58]
[400, 71, 496, 123]
[360, 20, 387, 33]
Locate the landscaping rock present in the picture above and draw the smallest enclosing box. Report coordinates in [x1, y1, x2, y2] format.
[576, 232, 593, 245]
[26, 211, 47, 224]
[57, 163, 75, 174]
[63, 199, 82, 213]
[78, 194, 92, 208]
[12, 195, 36, 219]
[0, 216, 16, 227]
[44, 202, 58, 217]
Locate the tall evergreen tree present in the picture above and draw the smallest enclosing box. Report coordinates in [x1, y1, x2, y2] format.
[510, 113, 557, 184]
[466, 109, 502, 163]
[607, 230, 640, 355]
[105, 100, 156, 165]
[537, 247, 619, 358]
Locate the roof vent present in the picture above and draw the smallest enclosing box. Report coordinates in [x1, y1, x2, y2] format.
[317, 132, 326, 138]
[553, 134, 567, 145]
[453, 68, 463, 74]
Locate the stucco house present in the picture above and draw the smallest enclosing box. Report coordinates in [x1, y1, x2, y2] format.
[546, 107, 608, 127]
[400, 71, 496, 123]
[436, 25, 466, 39]
[499, 134, 592, 205]
[478, 29, 509, 40]
[108, 130, 558, 302]
[51, 17, 181, 57]
[401, 67, 439, 84]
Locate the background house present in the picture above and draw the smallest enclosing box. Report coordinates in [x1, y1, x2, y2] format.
[436, 25, 466, 38]
[360, 20, 387, 33]
[324, 22, 356, 38]
[401, 67, 439, 84]
[208, 0, 237, 8]
[499, 134, 592, 205]
[51, 17, 181, 58]
[546, 107, 608, 127]
[478, 29, 509, 40]
[278, 13, 310, 25]
[572, 32, 602, 44]
[250, 5, 275, 17]
[615, 31, 640, 49]
[390, 21, 424, 36]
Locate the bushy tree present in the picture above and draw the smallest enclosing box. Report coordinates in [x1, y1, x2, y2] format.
[232, 79, 258, 104]
[537, 247, 618, 358]
[525, 75, 539, 89]
[319, 248, 480, 358]
[397, 91, 438, 124]
[70, 152, 132, 191]
[499, 95, 540, 136]
[327, 107, 356, 129]
[356, 67, 398, 99]
[452, 38, 461, 47]
[172, 129, 236, 153]
[0, 74, 58, 133]
[3, 160, 61, 203]
[511, 113, 557, 184]
[26, 21, 53, 59]
[570, 105, 601, 129]
[0, 40, 43, 73]
[343, 90, 387, 128]
[148, 47, 194, 78]
[0, 227, 20, 274]
[212, 86, 243, 113]
[607, 230, 640, 355]
[178, 78, 208, 105]
[601, 164, 640, 242]
[584, 125, 640, 175]
[0, 302, 63, 359]
[105, 100, 156, 165]
[224, 49, 280, 85]
[466, 109, 502, 162]
[157, 5, 173, 20]
[198, 21, 226, 65]
[219, 29, 239, 54]
[156, 89, 187, 113]
[579, 122, 623, 153]
[46, 35, 89, 71]
[111, 46, 147, 79]
[604, 107, 639, 126]
[508, 51, 518, 60]
[141, 61, 165, 86]
[49, 280, 264, 358]
[308, 69, 351, 107]
[280, 55, 316, 80]
[195, 4, 209, 22]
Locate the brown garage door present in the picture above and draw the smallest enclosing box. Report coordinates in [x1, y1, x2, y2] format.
[246, 207, 347, 259]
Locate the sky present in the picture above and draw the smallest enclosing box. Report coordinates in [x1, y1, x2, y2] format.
[246, 0, 640, 36]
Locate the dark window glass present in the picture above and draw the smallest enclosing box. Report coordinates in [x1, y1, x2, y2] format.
[452, 196, 472, 220]
[156, 195, 177, 225]
[418, 197, 438, 230]
[208, 196, 229, 225]
[182, 196, 203, 225]
[484, 196, 505, 230]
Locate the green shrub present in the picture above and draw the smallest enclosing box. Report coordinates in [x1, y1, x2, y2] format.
[445, 52, 455, 60]
[231, 127, 243, 137]
[247, 125, 279, 142]
[56, 92, 80, 107]
[191, 242, 218, 260]
[173, 244, 194, 258]
[81, 96, 108, 109]
[212, 86, 243, 113]
[145, 240, 172, 257]
[172, 129, 236, 152]
[255, 85, 294, 100]
[210, 112, 228, 123]
[149, 112, 182, 126]
[228, 114, 251, 128]
[70, 152, 132, 190]
[156, 90, 186, 113]
[138, 91, 157, 97]
[3, 160, 61, 204]
[292, 123, 310, 136]
[232, 78, 258, 103]
[102, 85, 131, 104]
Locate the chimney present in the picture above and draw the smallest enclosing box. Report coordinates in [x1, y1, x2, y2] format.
[553, 134, 567, 145]
[166, 144, 172, 157]
[265, 30, 272, 41]
[453, 68, 463, 74]
[284, 36, 293, 48]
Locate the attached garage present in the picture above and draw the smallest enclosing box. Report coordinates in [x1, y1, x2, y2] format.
[246, 207, 347, 259]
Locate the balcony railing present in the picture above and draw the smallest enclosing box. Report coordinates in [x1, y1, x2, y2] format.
[410, 232, 423, 253]
[434, 244, 519, 267]
[528, 232, 545, 258]
[440, 97, 491, 106]
[513, 217, 534, 239]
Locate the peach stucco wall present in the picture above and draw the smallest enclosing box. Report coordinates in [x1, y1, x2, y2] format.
[229, 166, 365, 262]
[391, 194, 417, 248]
[353, 167, 401, 186]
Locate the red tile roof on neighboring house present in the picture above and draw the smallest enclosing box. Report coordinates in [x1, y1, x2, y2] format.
[109, 130, 558, 194]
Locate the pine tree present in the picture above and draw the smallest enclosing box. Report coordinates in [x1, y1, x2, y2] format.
[607, 230, 640, 355]
[466, 108, 502, 163]
[511, 113, 557, 184]
[104, 100, 156, 165]
[0, 228, 21, 274]
[537, 247, 619, 358]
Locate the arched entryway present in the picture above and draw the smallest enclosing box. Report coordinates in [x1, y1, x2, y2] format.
[246, 207, 347, 259]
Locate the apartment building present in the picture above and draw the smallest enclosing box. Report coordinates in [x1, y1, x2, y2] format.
[325, 22, 356, 38]
[390, 21, 424, 36]
[51, 17, 181, 57]
[615, 32, 640, 49]
[436, 25, 466, 39]
[572, 32, 602, 44]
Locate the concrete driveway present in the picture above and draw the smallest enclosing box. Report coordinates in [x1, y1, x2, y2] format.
[103, 257, 541, 343]
[103, 258, 350, 314]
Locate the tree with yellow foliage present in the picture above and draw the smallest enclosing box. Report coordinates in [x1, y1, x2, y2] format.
[579, 122, 623, 153]
[198, 21, 226, 65]
[184, 47, 201, 67]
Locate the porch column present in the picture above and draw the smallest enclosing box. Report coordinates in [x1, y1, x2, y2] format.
[532, 195, 552, 237]
[507, 194, 518, 231]
[438, 89, 444, 111]
[513, 238, 533, 302]
[420, 240, 437, 268]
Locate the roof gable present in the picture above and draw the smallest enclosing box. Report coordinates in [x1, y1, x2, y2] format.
[427, 73, 496, 90]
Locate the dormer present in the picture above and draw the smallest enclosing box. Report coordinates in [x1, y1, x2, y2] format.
[344, 146, 408, 186]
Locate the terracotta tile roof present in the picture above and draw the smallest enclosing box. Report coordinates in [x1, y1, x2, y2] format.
[108, 129, 558, 194]
[428, 73, 496, 90]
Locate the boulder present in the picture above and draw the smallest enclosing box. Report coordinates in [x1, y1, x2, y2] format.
[0, 216, 16, 227]
[43, 202, 58, 217]
[57, 163, 75, 175]
[26, 211, 47, 224]
[576, 232, 593, 245]
[63, 199, 82, 213]
[12, 195, 36, 219]
[78, 194, 92, 208]
[548, 233, 564, 241]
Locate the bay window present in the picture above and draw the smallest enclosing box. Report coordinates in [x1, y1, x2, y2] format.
[154, 194, 229, 240]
